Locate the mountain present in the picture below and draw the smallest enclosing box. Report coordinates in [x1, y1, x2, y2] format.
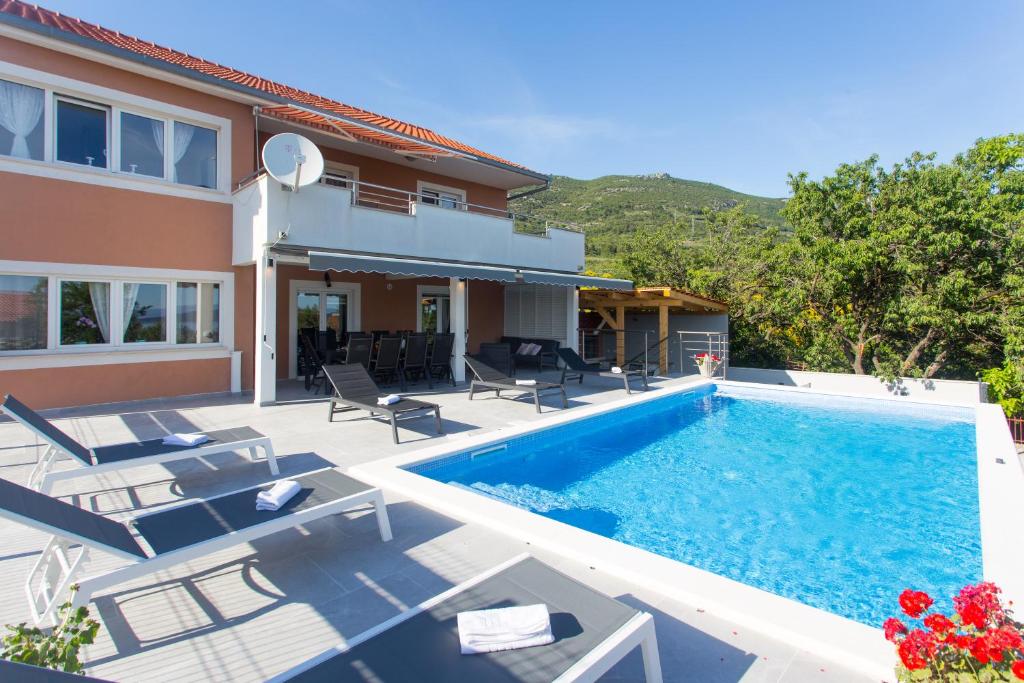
[509, 174, 788, 274]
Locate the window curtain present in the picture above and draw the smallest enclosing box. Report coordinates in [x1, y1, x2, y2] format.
[0, 81, 43, 158]
[153, 121, 194, 181]
[88, 283, 110, 343]
[122, 283, 140, 339]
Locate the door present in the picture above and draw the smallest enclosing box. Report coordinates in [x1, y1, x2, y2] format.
[296, 289, 348, 374]
[419, 294, 450, 334]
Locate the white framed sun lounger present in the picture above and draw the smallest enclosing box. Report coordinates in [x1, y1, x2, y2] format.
[1, 394, 278, 493]
[270, 553, 663, 683]
[0, 467, 391, 626]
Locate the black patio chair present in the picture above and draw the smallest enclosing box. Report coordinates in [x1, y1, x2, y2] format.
[426, 333, 455, 388]
[345, 334, 373, 368]
[372, 336, 402, 387]
[301, 334, 329, 394]
[400, 333, 429, 388]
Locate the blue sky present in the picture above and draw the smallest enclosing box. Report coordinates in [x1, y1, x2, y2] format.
[38, 1, 1024, 196]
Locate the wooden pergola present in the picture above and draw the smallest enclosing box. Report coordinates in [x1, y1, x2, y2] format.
[579, 287, 729, 371]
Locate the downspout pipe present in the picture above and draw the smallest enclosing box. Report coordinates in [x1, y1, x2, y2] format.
[507, 179, 551, 202]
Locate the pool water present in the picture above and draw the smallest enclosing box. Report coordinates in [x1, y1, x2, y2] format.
[411, 384, 980, 626]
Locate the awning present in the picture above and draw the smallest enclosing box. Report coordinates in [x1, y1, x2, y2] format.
[308, 252, 518, 283]
[307, 251, 634, 289]
[516, 270, 633, 290]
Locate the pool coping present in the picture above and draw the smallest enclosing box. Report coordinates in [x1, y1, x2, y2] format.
[352, 378, 1022, 680]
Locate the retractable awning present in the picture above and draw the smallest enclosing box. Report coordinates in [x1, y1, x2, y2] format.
[308, 252, 518, 283]
[515, 270, 633, 290]
[307, 251, 634, 289]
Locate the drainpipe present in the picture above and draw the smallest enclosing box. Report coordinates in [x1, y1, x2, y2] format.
[506, 179, 551, 202]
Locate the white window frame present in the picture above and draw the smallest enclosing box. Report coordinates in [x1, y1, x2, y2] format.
[0, 261, 234, 366]
[321, 161, 359, 188]
[416, 180, 467, 211]
[56, 277, 114, 349]
[0, 60, 232, 202]
[54, 95, 111, 170]
[121, 280, 171, 345]
[174, 281, 223, 345]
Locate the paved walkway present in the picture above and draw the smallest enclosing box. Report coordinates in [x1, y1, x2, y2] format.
[0, 374, 881, 682]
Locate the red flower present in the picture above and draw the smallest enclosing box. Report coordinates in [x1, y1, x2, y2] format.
[923, 613, 955, 634]
[897, 629, 935, 670]
[969, 636, 991, 664]
[884, 617, 908, 642]
[1012, 660, 1024, 680]
[959, 601, 987, 630]
[899, 590, 934, 619]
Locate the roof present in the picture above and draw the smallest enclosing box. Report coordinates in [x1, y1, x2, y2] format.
[580, 287, 729, 313]
[0, 1, 543, 179]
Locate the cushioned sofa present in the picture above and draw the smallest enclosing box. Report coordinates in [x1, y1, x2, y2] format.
[501, 336, 561, 372]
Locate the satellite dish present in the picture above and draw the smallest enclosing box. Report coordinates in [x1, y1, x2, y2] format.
[262, 133, 324, 192]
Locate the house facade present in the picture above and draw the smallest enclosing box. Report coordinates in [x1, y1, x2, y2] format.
[0, 1, 629, 409]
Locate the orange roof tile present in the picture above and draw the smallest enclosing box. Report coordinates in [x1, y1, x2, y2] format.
[0, 1, 542, 177]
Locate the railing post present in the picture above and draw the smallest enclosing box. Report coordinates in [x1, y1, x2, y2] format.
[678, 331, 683, 377]
[644, 331, 648, 376]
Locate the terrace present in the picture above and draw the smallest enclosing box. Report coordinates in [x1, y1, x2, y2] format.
[0, 376, 872, 682]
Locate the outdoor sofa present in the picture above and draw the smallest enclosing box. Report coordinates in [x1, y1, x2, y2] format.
[557, 348, 648, 394]
[465, 355, 567, 413]
[0, 467, 391, 627]
[324, 364, 442, 444]
[501, 336, 561, 372]
[270, 553, 663, 683]
[1, 394, 277, 493]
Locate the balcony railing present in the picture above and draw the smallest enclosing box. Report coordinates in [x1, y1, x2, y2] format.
[244, 171, 584, 236]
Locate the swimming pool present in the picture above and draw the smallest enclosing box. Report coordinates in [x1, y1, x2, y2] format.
[409, 383, 980, 626]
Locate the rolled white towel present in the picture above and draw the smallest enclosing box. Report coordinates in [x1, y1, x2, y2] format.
[377, 394, 401, 406]
[256, 480, 301, 511]
[162, 433, 209, 447]
[457, 604, 553, 655]
[515, 379, 537, 386]
[610, 366, 623, 374]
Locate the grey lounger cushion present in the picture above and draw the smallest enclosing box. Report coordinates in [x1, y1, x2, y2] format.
[134, 469, 372, 554]
[0, 660, 113, 682]
[92, 426, 267, 464]
[287, 557, 639, 682]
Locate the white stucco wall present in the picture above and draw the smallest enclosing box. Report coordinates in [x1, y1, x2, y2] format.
[727, 366, 988, 404]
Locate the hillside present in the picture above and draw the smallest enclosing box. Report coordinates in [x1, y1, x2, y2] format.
[509, 174, 788, 273]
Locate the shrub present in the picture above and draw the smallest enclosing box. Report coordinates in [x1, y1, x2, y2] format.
[1, 587, 99, 674]
[981, 361, 1024, 418]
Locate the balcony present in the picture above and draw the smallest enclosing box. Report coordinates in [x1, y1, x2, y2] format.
[232, 175, 585, 272]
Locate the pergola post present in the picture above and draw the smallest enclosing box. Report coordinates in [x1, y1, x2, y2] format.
[615, 304, 625, 367]
[658, 303, 669, 374]
[450, 277, 467, 383]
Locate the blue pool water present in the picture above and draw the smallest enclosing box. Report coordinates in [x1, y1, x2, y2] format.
[411, 384, 981, 626]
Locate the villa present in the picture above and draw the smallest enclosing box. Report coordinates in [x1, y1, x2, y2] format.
[1, 3, 1022, 683]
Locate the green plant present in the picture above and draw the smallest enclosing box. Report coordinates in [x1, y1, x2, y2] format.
[1, 587, 99, 674]
[981, 361, 1024, 418]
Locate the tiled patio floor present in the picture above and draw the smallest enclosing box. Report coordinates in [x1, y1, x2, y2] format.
[0, 373, 882, 682]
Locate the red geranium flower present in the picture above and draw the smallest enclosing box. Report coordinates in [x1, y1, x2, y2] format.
[897, 629, 935, 670]
[959, 601, 988, 630]
[954, 583, 1004, 628]
[1012, 660, 1024, 680]
[883, 617, 908, 642]
[899, 589, 934, 619]
[923, 613, 955, 634]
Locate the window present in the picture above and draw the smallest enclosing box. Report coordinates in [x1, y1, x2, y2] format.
[60, 280, 110, 345]
[0, 275, 47, 350]
[56, 97, 109, 168]
[0, 79, 44, 160]
[176, 282, 220, 343]
[120, 112, 164, 178]
[122, 283, 167, 343]
[420, 187, 464, 210]
[321, 170, 353, 189]
[173, 121, 217, 188]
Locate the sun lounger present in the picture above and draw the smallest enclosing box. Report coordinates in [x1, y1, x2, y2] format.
[557, 348, 648, 394]
[0, 467, 391, 627]
[464, 355, 567, 414]
[270, 553, 662, 682]
[324, 364, 442, 444]
[0, 660, 112, 682]
[1, 394, 277, 494]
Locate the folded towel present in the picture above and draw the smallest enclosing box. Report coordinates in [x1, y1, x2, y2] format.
[256, 480, 301, 511]
[377, 394, 401, 406]
[457, 604, 553, 655]
[162, 433, 209, 447]
[610, 366, 623, 374]
[515, 379, 537, 386]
